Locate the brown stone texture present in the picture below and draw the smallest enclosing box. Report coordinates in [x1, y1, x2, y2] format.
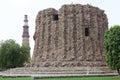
[31, 4, 108, 67]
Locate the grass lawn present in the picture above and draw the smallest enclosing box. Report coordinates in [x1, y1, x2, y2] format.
[0, 77, 32, 80]
[0, 76, 119, 80]
[35, 76, 120, 80]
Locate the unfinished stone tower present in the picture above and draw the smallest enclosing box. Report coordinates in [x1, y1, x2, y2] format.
[31, 4, 108, 68]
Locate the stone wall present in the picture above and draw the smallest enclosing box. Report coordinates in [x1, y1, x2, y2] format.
[31, 4, 108, 67]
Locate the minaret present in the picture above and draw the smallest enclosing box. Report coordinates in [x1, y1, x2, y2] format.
[22, 15, 30, 47]
[22, 15, 30, 58]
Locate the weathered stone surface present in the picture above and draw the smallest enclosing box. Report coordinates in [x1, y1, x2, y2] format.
[31, 4, 108, 67]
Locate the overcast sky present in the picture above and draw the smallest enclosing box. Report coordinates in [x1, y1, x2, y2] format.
[0, 0, 120, 57]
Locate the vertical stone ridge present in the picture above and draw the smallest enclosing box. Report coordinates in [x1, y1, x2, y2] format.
[63, 6, 68, 59]
[81, 5, 86, 61]
[63, 20, 68, 59]
[42, 23, 45, 48]
[72, 5, 77, 60]
[55, 22, 59, 49]
[47, 19, 51, 61]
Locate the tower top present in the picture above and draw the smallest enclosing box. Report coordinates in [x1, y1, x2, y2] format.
[22, 15, 29, 38]
[24, 15, 28, 21]
[24, 15, 28, 26]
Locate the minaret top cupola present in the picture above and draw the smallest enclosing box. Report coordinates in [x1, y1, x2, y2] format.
[24, 15, 28, 26]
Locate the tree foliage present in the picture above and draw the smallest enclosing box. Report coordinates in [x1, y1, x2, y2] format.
[0, 39, 30, 69]
[104, 25, 120, 75]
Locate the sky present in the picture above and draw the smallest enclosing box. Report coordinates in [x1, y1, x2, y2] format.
[0, 0, 120, 57]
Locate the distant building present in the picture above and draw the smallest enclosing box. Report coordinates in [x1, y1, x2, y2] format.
[22, 15, 30, 57]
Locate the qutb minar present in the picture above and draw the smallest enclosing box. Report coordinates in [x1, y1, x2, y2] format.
[22, 15, 30, 57]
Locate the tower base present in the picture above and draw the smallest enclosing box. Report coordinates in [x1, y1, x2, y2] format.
[0, 67, 117, 77]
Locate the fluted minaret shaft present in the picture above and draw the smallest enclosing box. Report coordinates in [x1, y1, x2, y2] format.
[22, 15, 30, 47]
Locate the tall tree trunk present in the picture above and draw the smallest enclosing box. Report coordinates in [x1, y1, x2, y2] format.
[117, 68, 120, 76]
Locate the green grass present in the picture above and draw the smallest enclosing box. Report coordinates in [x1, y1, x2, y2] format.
[35, 76, 120, 80]
[0, 76, 119, 80]
[0, 77, 32, 80]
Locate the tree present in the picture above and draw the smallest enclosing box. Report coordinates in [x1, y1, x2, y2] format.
[0, 39, 30, 69]
[104, 25, 120, 76]
[19, 45, 30, 66]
